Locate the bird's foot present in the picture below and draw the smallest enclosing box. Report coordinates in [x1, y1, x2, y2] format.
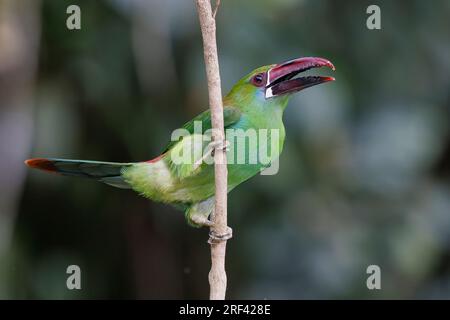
[209, 139, 230, 157]
[194, 139, 230, 168]
[189, 214, 214, 227]
[208, 226, 233, 244]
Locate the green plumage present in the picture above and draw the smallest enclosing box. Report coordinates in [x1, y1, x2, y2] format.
[121, 65, 288, 226]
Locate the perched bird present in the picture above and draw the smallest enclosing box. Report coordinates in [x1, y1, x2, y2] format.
[26, 57, 335, 232]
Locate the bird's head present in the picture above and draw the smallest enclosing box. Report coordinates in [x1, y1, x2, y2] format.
[225, 57, 335, 110]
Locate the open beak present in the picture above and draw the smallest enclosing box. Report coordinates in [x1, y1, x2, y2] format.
[265, 57, 335, 98]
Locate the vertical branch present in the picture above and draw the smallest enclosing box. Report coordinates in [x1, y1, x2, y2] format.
[195, 0, 230, 300]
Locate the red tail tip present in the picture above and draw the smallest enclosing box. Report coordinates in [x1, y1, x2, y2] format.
[25, 158, 57, 172]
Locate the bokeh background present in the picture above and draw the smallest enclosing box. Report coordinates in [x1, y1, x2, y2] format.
[1, 0, 449, 299]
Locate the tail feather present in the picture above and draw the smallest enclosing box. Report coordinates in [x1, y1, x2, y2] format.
[25, 158, 133, 189]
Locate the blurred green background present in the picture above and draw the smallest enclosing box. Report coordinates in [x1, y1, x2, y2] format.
[1, 0, 450, 299]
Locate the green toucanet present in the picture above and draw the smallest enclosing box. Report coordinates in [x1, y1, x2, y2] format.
[26, 57, 335, 228]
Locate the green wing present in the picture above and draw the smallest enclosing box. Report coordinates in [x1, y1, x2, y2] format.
[162, 106, 241, 153]
[163, 106, 241, 180]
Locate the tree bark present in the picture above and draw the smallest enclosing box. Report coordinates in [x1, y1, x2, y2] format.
[195, 0, 229, 300]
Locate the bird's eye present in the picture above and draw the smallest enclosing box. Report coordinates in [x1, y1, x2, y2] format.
[251, 73, 265, 87]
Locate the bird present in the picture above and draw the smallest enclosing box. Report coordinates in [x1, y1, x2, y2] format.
[25, 56, 335, 236]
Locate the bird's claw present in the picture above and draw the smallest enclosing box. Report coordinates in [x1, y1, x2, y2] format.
[189, 214, 214, 227]
[208, 226, 233, 244]
[194, 139, 229, 168]
[209, 139, 230, 156]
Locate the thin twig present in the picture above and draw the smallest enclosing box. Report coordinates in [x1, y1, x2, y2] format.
[212, 0, 221, 19]
[195, 0, 230, 300]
